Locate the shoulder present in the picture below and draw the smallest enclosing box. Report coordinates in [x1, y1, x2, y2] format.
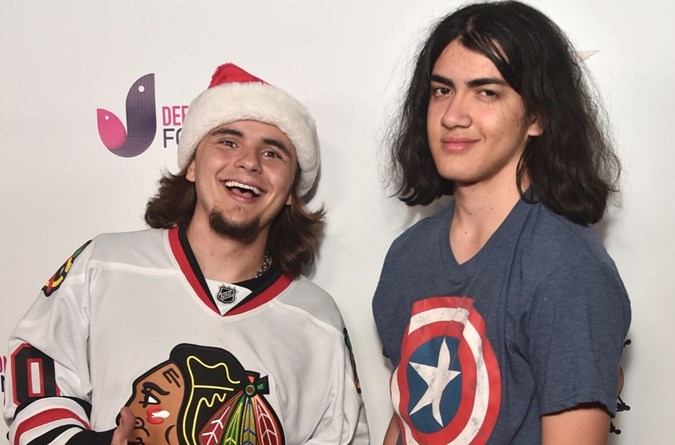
[387, 205, 452, 256]
[86, 228, 170, 265]
[276, 276, 346, 333]
[45, 229, 173, 287]
[520, 203, 629, 307]
[91, 228, 165, 252]
[522, 204, 616, 269]
[44, 228, 165, 279]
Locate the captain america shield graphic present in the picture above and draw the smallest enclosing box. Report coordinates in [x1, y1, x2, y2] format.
[392, 296, 500, 444]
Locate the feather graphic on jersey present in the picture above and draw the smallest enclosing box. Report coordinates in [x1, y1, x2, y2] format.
[96, 73, 157, 158]
[124, 344, 284, 445]
[42, 240, 92, 297]
[200, 374, 284, 445]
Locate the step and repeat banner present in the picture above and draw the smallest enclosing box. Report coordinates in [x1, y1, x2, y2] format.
[1, 1, 672, 443]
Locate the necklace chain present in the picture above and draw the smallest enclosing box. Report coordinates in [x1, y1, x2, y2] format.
[255, 251, 271, 279]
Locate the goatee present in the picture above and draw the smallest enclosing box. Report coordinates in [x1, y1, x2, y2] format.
[209, 209, 260, 243]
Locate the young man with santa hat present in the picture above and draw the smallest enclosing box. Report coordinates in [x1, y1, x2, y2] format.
[4, 63, 369, 445]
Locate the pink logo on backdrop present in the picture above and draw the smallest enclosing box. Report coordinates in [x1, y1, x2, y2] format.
[96, 73, 157, 158]
[95, 73, 189, 157]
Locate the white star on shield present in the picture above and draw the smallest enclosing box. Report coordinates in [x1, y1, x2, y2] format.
[409, 337, 461, 426]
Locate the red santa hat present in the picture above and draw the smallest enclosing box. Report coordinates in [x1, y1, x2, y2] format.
[177, 63, 320, 196]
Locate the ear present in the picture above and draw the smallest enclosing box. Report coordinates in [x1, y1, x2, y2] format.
[527, 115, 543, 137]
[185, 160, 196, 182]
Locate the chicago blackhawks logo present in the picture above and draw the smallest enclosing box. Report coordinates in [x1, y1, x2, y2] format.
[392, 297, 500, 444]
[42, 240, 92, 297]
[124, 344, 284, 445]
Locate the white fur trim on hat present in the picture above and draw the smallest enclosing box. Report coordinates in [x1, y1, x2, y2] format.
[177, 75, 320, 197]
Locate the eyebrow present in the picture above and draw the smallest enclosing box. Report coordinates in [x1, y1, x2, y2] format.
[210, 128, 243, 138]
[141, 381, 170, 396]
[430, 74, 507, 88]
[209, 127, 292, 156]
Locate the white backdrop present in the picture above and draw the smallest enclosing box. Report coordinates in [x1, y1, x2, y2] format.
[1, 1, 672, 443]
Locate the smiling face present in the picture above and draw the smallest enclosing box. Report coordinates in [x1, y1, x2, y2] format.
[426, 39, 541, 192]
[186, 120, 298, 243]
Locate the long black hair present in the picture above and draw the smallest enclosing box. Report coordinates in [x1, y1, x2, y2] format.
[388, 0, 620, 225]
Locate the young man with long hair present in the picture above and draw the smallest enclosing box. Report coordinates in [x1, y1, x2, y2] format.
[5, 63, 368, 445]
[372, 2, 630, 443]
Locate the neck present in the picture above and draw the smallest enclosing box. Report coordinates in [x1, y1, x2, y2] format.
[449, 177, 526, 264]
[185, 217, 269, 283]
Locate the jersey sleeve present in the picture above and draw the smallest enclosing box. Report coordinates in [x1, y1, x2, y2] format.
[3, 240, 100, 445]
[307, 328, 369, 445]
[527, 259, 631, 417]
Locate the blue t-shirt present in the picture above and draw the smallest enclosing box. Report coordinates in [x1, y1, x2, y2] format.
[372, 197, 630, 444]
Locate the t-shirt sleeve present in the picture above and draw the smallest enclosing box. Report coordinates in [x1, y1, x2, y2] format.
[527, 260, 631, 416]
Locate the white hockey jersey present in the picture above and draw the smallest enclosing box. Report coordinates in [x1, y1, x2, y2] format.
[4, 227, 369, 445]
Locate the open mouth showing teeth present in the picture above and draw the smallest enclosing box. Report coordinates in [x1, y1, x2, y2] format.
[224, 180, 262, 197]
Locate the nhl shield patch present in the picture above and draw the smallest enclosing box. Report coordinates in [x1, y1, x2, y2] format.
[216, 284, 237, 304]
[392, 296, 501, 444]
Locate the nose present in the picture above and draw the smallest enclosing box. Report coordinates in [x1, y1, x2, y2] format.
[440, 93, 471, 129]
[234, 147, 262, 172]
